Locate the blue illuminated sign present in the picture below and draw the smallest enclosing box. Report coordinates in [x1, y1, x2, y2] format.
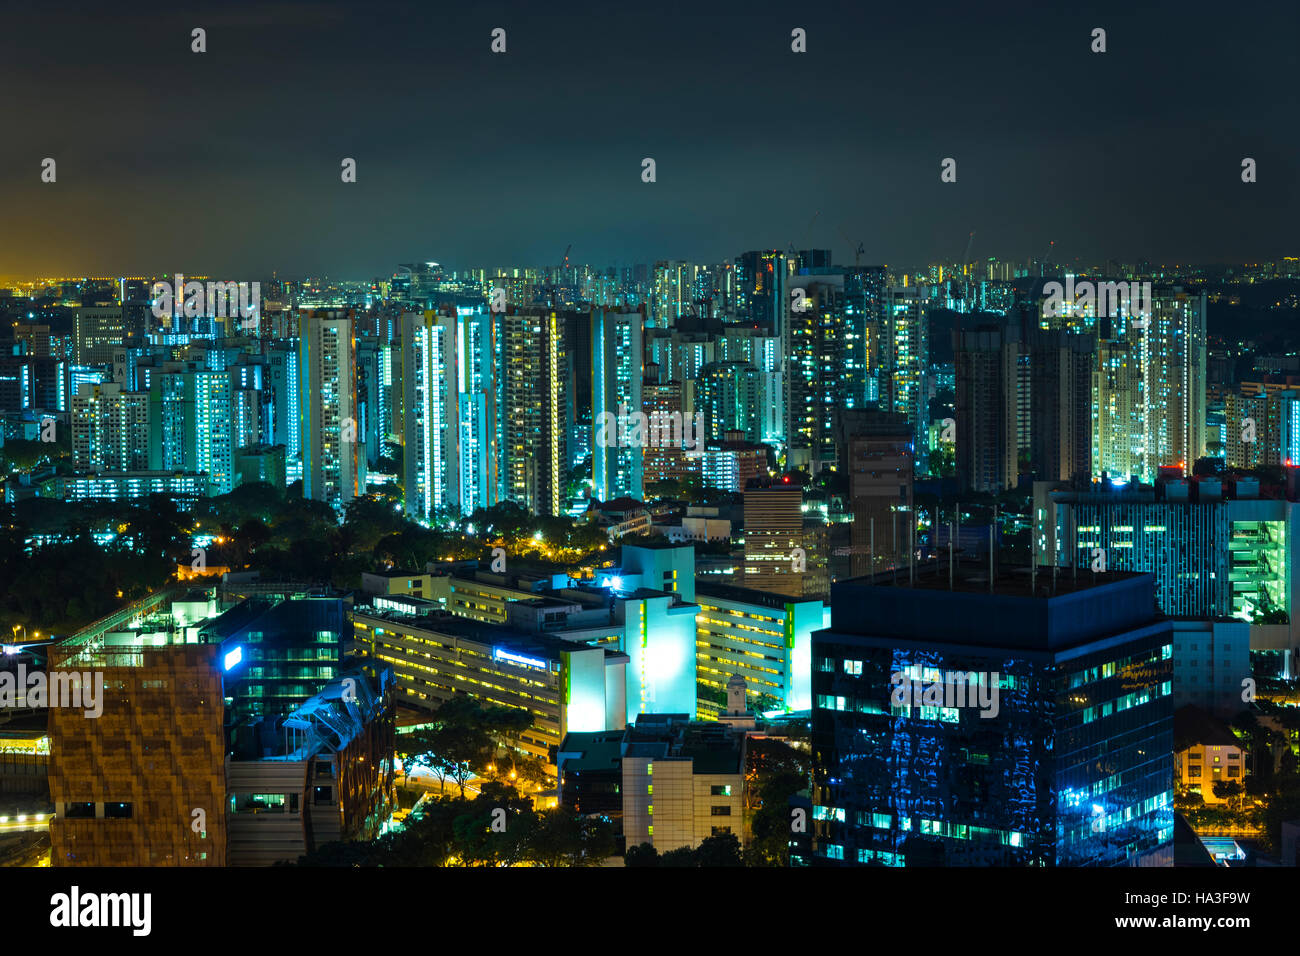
[493, 647, 547, 670]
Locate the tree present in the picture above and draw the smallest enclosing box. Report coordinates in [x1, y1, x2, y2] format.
[452, 785, 537, 866]
[1212, 780, 1244, 811]
[694, 832, 743, 867]
[397, 696, 533, 797]
[529, 809, 616, 867]
[658, 845, 698, 867]
[624, 842, 659, 867]
[743, 736, 810, 867]
[745, 737, 809, 812]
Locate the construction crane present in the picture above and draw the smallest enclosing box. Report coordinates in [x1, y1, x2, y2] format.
[961, 231, 975, 270]
[789, 211, 821, 260]
[838, 225, 865, 266]
[561, 244, 572, 268]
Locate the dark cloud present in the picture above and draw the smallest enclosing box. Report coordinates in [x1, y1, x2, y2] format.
[0, 0, 1294, 277]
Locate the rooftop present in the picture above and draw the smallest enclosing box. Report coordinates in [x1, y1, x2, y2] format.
[355, 606, 627, 664]
[826, 561, 1164, 652]
[696, 580, 819, 610]
[1174, 705, 1241, 751]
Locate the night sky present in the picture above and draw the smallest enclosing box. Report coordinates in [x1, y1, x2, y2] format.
[0, 0, 1295, 277]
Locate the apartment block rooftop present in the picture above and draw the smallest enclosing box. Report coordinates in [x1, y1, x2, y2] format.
[828, 561, 1162, 652]
[353, 605, 628, 666]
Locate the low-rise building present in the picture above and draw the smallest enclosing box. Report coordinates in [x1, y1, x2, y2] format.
[559, 713, 747, 853]
[226, 669, 395, 866]
[694, 581, 826, 717]
[1174, 705, 1247, 804]
[354, 606, 628, 771]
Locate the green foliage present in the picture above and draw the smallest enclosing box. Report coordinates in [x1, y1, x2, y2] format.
[1, 436, 67, 472]
[623, 842, 659, 867]
[743, 737, 810, 867]
[637, 833, 742, 867]
[0, 496, 191, 633]
[396, 695, 534, 796]
[292, 786, 614, 867]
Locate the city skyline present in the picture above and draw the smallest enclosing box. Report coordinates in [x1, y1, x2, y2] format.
[1, 0, 1297, 895]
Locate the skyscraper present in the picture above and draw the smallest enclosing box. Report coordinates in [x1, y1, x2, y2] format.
[743, 478, 806, 597]
[400, 308, 498, 521]
[954, 322, 1019, 492]
[148, 364, 235, 494]
[71, 381, 150, 473]
[501, 307, 569, 515]
[1143, 288, 1207, 476]
[697, 361, 761, 444]
[1027, 327, 1095, 484]
[1093, 287, 1207, 482]
[784, 274, 870, 472]
[592, 307, 644, 502]
[299, 310, 363, 509]
[882, 287, 930, 442]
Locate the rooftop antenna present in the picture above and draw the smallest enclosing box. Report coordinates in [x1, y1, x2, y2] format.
[1072, 512, 1078, 586]
[949, 519, 954, 590]
[1032, 521, 1038, 595]
[932, 507, 938, 561]
[1053, 528, 1059, 593]
[870, 518, 875, 581]
[988, 524, 994, 593]
[892, 507, 898, 584]
[909, 512, 915, 586]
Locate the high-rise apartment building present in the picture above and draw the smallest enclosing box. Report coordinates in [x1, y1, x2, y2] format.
[299, 310, 363, 509]
[954, 323, 1019, 492]
[784, 274, 869, 472]
[591, 307, 644, 502]
[1144, 288, 1207, 475]
[881, 288, 929, 440]
[1092, 287, 1206, 482]
[149, 364, 236, 495]
[1223, 389, 1300, 469]
[500, 307, 569, 515]
[1027, 328, 1095, 483]
[73, 306, 124, 366]
[400, 309, 498, 521]
[70, 381, 150, 472]
[697, 361, 761, 444]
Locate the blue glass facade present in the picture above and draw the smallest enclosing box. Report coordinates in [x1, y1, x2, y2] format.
[811, 569, 1174, 866]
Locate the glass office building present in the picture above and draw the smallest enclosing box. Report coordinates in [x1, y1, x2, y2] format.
[810, 564, 1173, 866]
